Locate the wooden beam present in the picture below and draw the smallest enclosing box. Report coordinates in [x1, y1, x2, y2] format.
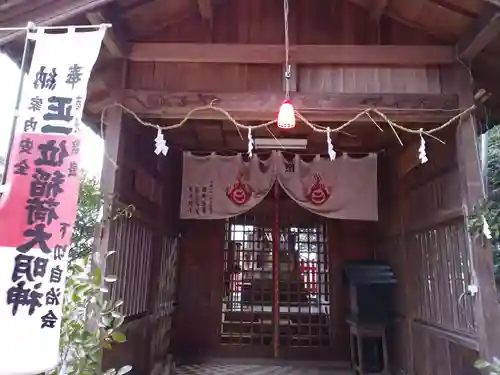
[197, 0, 213, 26]
[86, 58, 128, 113]
[128, 43, 456, 65]
[86, 11, 129, 57]
[0, 0, 117, 45]
[118, 90, 460, 123]
[457, 11, 500, 61]
[370, 0, 388, 20]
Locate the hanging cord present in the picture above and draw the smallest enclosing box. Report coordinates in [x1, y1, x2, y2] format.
[283, 0, 291, 100]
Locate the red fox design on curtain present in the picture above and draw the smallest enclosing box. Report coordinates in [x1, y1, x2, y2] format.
[180, 152, 378, 221]
[0, 27, 105, 375]
[226, 172, 254, 205]
[305, 173, 331, 205]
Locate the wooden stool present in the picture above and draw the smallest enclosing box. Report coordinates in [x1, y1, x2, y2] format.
[347, 318, 389, 375]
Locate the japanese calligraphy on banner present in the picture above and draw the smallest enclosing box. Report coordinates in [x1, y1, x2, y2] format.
[0, 28, 105, 375]
[180, 152, 276, 219]
[179, 151, 378, 221]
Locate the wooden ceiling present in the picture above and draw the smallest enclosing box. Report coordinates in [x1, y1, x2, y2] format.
[1, 0, 497, 43]
[0, 0, 499, 154]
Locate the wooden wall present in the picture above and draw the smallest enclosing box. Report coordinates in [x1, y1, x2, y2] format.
[127, 0, 443, 96]
[172, 220, 226, 359]
[375, 129, 480, 375]
[329, 220, 376, 361]
[101, 115, 183, 375]
[171, 210, 375, 362]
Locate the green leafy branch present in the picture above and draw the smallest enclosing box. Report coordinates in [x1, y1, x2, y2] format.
[468, 198, 500, 246]
[46, 197, 136, 375]
[47, 252, 130, 375]
[475, 358, 500, 374]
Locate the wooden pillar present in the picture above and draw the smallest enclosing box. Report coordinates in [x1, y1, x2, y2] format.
[395, 149, 414, 374]
[272, 183, 280, 358]
[94, 60, 128, 278]
[453, 65, 500, 361]
[90, 60, 128, 371]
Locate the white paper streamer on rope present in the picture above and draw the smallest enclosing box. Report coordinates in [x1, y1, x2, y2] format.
[248, 127, 254, 158]
[154, 127, 169, 156]
[483, 215, 492, 239]
[326, 127, 336, 161]
[418, 128, 428, 164]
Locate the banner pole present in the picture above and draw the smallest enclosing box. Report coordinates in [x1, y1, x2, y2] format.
[1, 22, 35, 185]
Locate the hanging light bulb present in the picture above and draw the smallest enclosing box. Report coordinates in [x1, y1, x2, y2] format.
[277, 2, 295, 130]
[277, 100, 295, 129]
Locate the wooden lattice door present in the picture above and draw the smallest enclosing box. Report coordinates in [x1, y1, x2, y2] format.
[220, 186, 331, 359]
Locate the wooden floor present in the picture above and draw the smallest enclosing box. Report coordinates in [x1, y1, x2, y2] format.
[174, 362, 352, 375]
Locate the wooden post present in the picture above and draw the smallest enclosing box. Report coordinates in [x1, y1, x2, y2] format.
[395, 148, 414, 374]
[454, 65, 500, 361]
[94, 59, 128, 283]
[91, 59, 128, 371]
[272, 183, 280, 358]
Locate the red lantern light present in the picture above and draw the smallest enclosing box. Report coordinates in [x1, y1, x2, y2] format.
[277, 100, 295, 129]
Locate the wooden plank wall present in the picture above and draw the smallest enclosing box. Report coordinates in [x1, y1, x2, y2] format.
[375, 129, 480, 375]
[101, 115, 183, 375]
[328, 220, 376, 362]
[171, 220, 226, 359]
[126, 0, 443, 95]
[128, 64, 442, 94]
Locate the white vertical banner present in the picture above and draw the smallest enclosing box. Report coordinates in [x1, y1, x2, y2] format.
[0, 27, 105, 375]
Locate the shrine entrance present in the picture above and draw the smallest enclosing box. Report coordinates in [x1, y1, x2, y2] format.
[221, 184, 331, 360]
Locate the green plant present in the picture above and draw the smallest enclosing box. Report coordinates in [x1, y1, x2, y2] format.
[468, 198, 500, 246]
[486, 126, 500, 276]
[475, 358, 500, 374]
[468, 126, 500, 274]
[47, 252, 130, 375]
[47, 203, 136, 375]
[471, 126, 500, 371]
[70, 174, 103, 262]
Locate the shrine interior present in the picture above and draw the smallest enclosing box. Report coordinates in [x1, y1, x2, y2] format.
[2, 0, 500, 374]
[96, 90, 486, 375]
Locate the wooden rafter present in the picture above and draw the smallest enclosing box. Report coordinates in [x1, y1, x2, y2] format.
[456, 11, 500, 61]
[345, 0, 467, 41]
[116, 90, 460, 123]
[86, 11, 129, 57]
[128, 43, 455, 65]
[120, 0, 197, 37]
[0, 0, 117, 45]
